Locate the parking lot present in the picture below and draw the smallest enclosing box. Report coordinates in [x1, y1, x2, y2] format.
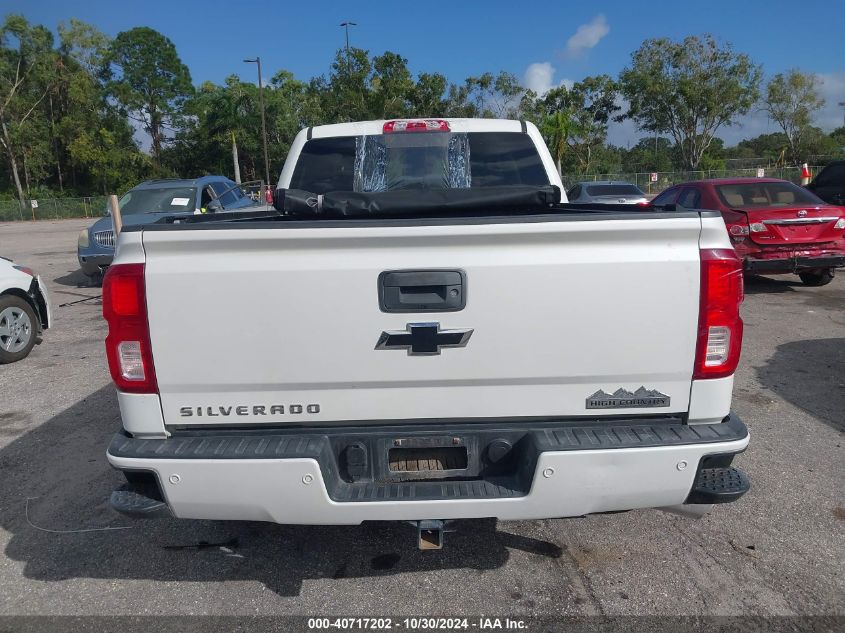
[0, 218, 842, 621]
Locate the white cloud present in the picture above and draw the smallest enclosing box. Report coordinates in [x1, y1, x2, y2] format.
[524, 62, 555, 95]
[564, 15, 610, 59]
[606, 97, 640, 148]
[523, 62, 573, 96]
[815, 71, 845, 131]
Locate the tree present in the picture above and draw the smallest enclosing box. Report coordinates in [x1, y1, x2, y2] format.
[732, 132, 790, 165]
[369, 51, 414, 118]
[101, 27, 193, 162]
[763, 70, 825, 165]
[268, 70, 323, 163]
[619, 35, 762, 170]
[565, 75, 620, 173]
[0, 15, 58, 206]
[325, 47, 372, 122]
[410, 72, 447, 117]
[541, 108, 580, 177]
[623, 136, 674, 172]
[53, 20, 151, 193]
[196, 77, 253, 182]
[443, 82, 475, 117]
[464, 71, 525, 118]
[830, 126, 845, 150]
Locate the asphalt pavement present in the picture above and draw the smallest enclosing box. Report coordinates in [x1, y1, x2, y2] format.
[0, 219, 842, 624]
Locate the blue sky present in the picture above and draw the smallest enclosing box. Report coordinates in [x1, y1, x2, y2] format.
[7, 0, 845, 146]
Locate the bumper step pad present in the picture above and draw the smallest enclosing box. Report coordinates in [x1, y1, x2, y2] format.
[686, 467, 750, 504]
[110, 485, 171, 518]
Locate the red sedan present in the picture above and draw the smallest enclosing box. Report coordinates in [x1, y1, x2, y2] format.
[652, 178, 845, 286]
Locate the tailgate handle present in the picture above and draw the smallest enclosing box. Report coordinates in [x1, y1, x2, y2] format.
[378, 270, 466, 313]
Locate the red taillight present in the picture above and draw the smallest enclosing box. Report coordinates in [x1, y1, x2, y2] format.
[383, 119, 450, 133]
[693, 249, 744, 379]
[102, 263, 157, 393]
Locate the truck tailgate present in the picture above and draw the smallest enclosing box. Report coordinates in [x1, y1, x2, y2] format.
[141, 216, 702, 426]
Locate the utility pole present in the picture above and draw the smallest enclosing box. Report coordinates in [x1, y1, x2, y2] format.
[244, 57, 271, 189]
[340, 21, 357, 69]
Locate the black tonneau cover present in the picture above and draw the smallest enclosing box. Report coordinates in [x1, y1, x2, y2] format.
[277, 185, 561, 218]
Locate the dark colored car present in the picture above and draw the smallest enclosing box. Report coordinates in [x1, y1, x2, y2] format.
[806, 161, 845, 206]
[652, 178, 845, 286]
[77, 176, 259, 278]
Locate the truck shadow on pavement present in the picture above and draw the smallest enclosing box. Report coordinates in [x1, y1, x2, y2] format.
[742, 275, 802, 295]
[53, 269, 100, 288]
[1, 386, 561, 597]
[756, 337, 844, 432]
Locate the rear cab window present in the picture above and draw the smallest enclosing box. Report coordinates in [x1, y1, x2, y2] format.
[716, 182, 824, 208]
[290, 132, 550, 194]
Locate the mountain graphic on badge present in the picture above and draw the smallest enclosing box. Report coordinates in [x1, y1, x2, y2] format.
[586, 386, 670, 409]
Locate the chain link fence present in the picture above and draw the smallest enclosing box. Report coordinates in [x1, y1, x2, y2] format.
[561, 166, 821, 195]
[0, 196, 109, 222]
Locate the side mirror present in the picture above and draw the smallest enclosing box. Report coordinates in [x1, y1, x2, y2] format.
[206, 200, 223, 214]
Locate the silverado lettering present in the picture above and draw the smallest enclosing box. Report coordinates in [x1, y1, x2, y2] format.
[179, 404, 321, 417]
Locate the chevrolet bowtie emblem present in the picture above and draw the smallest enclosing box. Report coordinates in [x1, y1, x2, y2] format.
[375, 322, 473, 356]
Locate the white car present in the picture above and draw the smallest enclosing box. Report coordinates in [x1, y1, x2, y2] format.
[567, 181, 649, 205]
[0, 256, 51, 363]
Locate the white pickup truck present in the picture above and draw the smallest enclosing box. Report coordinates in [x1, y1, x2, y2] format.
[104, 118, 749, 549]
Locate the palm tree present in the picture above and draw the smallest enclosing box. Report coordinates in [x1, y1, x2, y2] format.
[203, 80, 252, 183]
[541, 109, 578, 177]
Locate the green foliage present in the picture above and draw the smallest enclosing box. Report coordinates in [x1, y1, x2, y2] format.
[764, 70, 825, 164]
[463, 71, 526, 118]
[619, 34, 762, 170]
[830, 127, 845, 150]
[527, 77, 620, 174]
[621, 137, 675, 172]
[101, 26, 193, 161]
[0, 14, 58, 204]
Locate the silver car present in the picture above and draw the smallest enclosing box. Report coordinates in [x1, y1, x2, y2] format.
[567, 181, 648, 205]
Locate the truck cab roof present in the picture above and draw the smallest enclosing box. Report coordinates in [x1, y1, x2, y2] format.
[132, 176, 235, 190]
